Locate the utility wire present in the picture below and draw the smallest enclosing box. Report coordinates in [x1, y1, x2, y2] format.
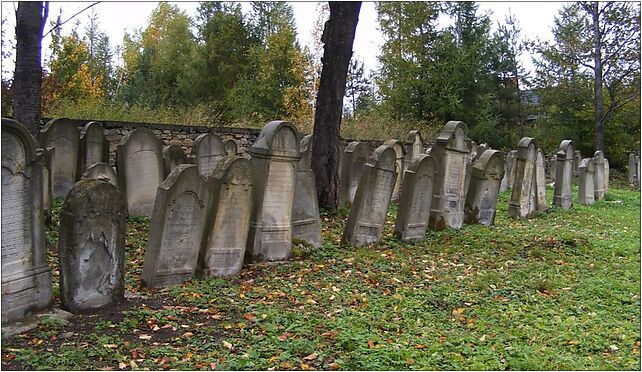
[42, 1, 101, 39]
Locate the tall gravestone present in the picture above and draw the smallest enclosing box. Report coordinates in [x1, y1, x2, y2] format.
[404, 130, 423, 173]
[629, 152, 639, 188]
[58, 179, 126, 312]
[592, 150, 606, 201]
[291, 135, 323, 247]
[83, 162, 119, 187]
[535, 148, 548, 211]
[163, 144, 188, 177]
[394, 154, 435, 240]
[383, 139, 405, 201]
[79, 121, 109, 174]
[578, 158, 595, 205]
[38, 147, 55, 220]
[499, 150, 516, 192]
[193, 133, 226, 178]
[464, 149, 505, 226]
[246, 121, 300, 262]
[198, 157, 253, 277]
[428, 121, 470, 230]
[573, 150, 581, 176]
[339, 141, 370, 206]
[116, 128, 164, 217]
[553, 140, 574, 210]
[549, 154, 557, 183]
[40, 118, 81, 199]
[142, 165, 210, 288]
[604, 158, 610, 194]
[342, 145, 397, 247]
[463, 139, 476, 199]
[508, 137, 538, 219]
[1, 118, 53, 324]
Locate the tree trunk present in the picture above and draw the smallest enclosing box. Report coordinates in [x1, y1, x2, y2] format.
[13, 1, 47, 137]
[311, 1, 361, 209]
[589, 2, 605, 152]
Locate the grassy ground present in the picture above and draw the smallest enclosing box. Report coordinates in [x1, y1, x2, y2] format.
[2, 185, 640, 370]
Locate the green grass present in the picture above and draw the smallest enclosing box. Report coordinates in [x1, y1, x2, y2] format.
[2, 186, 640, 370]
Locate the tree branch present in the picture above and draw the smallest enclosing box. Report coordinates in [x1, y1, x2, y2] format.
[42, 1, 101, 39]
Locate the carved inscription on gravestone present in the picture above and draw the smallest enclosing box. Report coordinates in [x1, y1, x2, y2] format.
[394, 154, 435, 240]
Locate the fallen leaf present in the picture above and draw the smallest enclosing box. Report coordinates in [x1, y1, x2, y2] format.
[415, 344, 425, 349]
[210, 362, 217, 370]
[278, 332, 292, 341]
[452, 307, 465, 317]
[567, 340, 579, 345]
[183, 332, 194, 338]
[222, 341, 233, 350]
[103, 344, 118, 349]
[139, 334, 152, 340]
[368, 339, 375, 349]
[118, 362, 127, 369]
[328, 362, 340, 370]
[244, 313, 256, 322]
[166, 315, 178, 321]
[300, 362, 310, 370]
[303, 352, 318, 361]
[609, 344, 619, 352]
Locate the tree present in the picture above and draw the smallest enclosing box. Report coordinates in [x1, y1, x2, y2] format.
[249, 1, 295, 43]
[344, 57, 371, 119]
[311, 1, 361, 209]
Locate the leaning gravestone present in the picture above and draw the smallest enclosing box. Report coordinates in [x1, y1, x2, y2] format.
[578, 158, 595, 205]
[629, 152, 639, 188]
[339, 141, 370, 206]
[383, 139, 406, 201]
[163, 144, 188, 177]
[58, 179, 126, 313]
[116, 128, 164, 217]
[193, 133, 226, 178]
[224, 138, 238, 156]
[83, 162, 119, 187]
[291, 135, 323, 247]
[573, 150, 581, 176]
[499, 150, 516, 192]
[198, 157, 253, 277]
[404, 130, 423, 173]
[592, 150, 606, 201]
[553, 140, 574, 210]
[79, 121, 109, 174]
[464, 149, 505, 226]
[38, 147, 55, 220]
[343, 145, 397, 246]
[246, 121, 300, 262]
[142, 165, 210, 288]
[40, 118, 81, 199]
[394, 154, 435, 240]
[428, 121, 470, 230]
[535, 148, 548, 211]
[508, 137, 538, 219]
[604, 158, 610, 194]
[1, 118, 53, 324]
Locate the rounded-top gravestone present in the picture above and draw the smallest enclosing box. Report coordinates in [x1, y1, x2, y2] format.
[40, 118, 81, 199]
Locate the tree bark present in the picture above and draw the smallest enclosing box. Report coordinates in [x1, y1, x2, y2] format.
[311, 1, 361, 209]
[13, 1, 47, 137]
[588, 2, 605, 152]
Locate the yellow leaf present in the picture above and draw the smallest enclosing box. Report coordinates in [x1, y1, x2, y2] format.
[103, 344, 118, 349]
[452, 307, 465, 317]
[303, 352, 318, 361]
[222, 341, 233, 350]
[139, 334, 152, 340]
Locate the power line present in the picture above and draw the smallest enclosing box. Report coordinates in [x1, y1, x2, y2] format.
[42, 1, 101, 39]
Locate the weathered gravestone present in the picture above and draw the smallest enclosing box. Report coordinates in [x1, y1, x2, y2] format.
[499, 150, 516, 192]
[339, 141, 370, 206]
[163, 144, 188, 177]
[38, 147, 55, 220]
[578, 158, 595, 205]
[592, 150, 606, 201]
[79, 121, 109, 174]
[193, 133, 226, 178]
[343, 145, 397, 246]
[463, 139, 476, 199]
[394, 154, 435, 240]
[629, 152, 639, 188]
[383, 139, 405, 201]
[198, 157, 253, 277]
[508, 137, 538, 219]
[404, 130, 423, 173]
[535, 148, 548, 211]
[464, 149, 505, 226]
[224, 139, 238, 156]
[40, 118, 81, 198]
[553, 140, 574, 210]
[604, 158, 610, 194]
[291, 135, 323, 247]
[83, 162, 119, 187]
[573, 150, 581, 176]
[246, 121, 300, 262]
[58, 179, 126, 313]
[475, 143, 489, 161]
[1, 118, 52, 324]
[428, 121, 470, 230]
[549, 154, 557, 183]
[142, 165, 210, 288]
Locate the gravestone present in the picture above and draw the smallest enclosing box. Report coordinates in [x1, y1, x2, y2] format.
[142, 165, 210, 288]
[339, 141, 370, 206]
[116, 128, 164, 217]
[163, 144, 188, 177]
[198, 156, 253, 277]
[592, 150, 606, 201]
[404, 130, 423, 173]
[553, 140, 574, 210]
[58, 179, 126, 313]
[246, 121, 300, 262]
[629, 152, 639, 188]
[1, 118, 52, 324]
[193, 133, 226, 178]
[508, 137, 538, 219]
[464, 149, 505, 226]
[224, 138, 238, 155]
[428, 121, 470, 230]
[535, 148, 548, 211]
[475, 143, 489, 161]
[573, 150, 581, 176]
[40, 118, 81, 198]
[38, 147, 55, 220]
[499, 150, 516, 192]
[604, 158, 610, 194]
[578, 158, 595, 205]
[83, 162, 119, 187]
[291, 135, 323, 247]
[79, 121, 109, 174]
[549, 154, 557, 182]
[343, 145, 397, 247]
[394, 154, 435, 240]
[383, 139, 405, 201]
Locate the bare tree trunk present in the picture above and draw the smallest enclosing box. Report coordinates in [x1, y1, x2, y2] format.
[587, 2, 605, 152]
[311, 1, 361, 209]
[13, 1, 47, 137]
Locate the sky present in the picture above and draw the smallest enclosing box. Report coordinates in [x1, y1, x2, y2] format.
[1, 1, 567, 79]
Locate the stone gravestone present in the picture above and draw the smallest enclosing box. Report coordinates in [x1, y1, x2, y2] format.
[83, 162, 119, 187]
[464, 149, 505, 226]
[629, 152, 639, 188]
[535, 148, 548, 211]
[549, 154, 557, 183]
[1, 118, 53, 324]
[116, 128, 165, 217]
[578, 158, 595, 205]
[339, 141, 370, 206]
[193, 133, 226, 178]
[198, 157, 253, 277]
[499, 150, 516, 192]
[553, 140, 574, 210]
[573, 150, 581, 176]
[475, 143, 489, 161]
[142, 165, 210, 288]
[604, 158, 610, 194]
[592, 150, 606, 201]
[428, 121, 470, 230]
[291, 135, 323, 247]
[40, 118, 81, 199]
[224, 138, 238, 156]
[163, 144, 188, 177]
[246, 121, 300, 262]
[38, 147, 55, 220]
[404, 130, 423, 173]
[58, 179, 126, 313]
[508, 137, 538, 219]
[79, 121, 109, 174]
[394, 154, 435, 240]
[463, 139, 476, 200]
[343, 145, 397, 247]
[383, 139, 405, 201]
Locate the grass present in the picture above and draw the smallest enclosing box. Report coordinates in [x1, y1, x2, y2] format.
[2, 186, 640, 370]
